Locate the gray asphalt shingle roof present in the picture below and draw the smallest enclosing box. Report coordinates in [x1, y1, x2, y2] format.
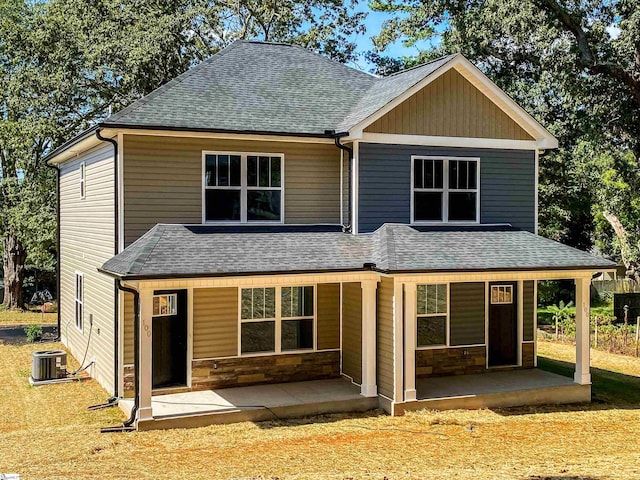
[100, 224, 614, 279]
[102, 41, 457, 135]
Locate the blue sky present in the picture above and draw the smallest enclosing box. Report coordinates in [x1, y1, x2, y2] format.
[350, 2, 433, 70]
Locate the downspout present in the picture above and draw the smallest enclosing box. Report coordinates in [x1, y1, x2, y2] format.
[95, 129, 121, 402]
[101, 280, 139, 433]
[43, 158, 61, 340]
[332, 132, 353, 233]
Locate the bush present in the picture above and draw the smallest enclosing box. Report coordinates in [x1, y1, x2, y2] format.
[24, 324, 42, 343]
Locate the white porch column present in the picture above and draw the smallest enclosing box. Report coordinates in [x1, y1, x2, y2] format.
[138, 288, 154, 420]
[574, 277, 592, 385]
[360, 279, 378, 397]
[404, 283, 417, 402]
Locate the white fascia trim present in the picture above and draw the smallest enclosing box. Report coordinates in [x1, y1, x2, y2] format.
[348, 55, 558, 150]
[360, 132, 540, 151]
[104, 128, 335, 144]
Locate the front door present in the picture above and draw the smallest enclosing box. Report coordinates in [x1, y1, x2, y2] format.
[152, 290, 187, 388]
[488, 283, 518, 367]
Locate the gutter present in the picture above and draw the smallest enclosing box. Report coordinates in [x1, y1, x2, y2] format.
[95, 129, 121, 402]
[101, 280, 139, 433]
[330, 131, 352, 233]
[97, 262, 616, 282]
[43, 158, 61, 341]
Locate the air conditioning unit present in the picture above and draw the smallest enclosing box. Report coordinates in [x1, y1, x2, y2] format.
[31, 350, 67, 381]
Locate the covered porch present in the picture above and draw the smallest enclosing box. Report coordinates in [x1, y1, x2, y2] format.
[120, 378, 378, 431]
[395, 368, 589, 415]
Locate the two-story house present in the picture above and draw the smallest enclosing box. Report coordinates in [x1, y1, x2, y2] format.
[44, 41, 614, 431]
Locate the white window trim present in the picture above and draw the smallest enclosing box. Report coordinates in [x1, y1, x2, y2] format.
[410, 156, 480, 225]
[490, 284, 514, 305]
[201, 150, 285, 224]
[152, 293, 178, 317]
[416, 282, 450, 350]
[79, 162, 86, 200]
[238, 285, 317, 356]
[74, 272, 84, 332]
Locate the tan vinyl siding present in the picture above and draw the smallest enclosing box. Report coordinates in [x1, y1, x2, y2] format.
[376, 276, 394, 399]
[59, 143, 116, 393]
[341, 282, 362, 384]
[123, 292, 134, 365]
[123, 135, 341, 245]
[523, 280, 535, 342]
[193, 287, 238, 359]
[316, 283, 340, 350]
[365, 69, 534, 140]
[450, 282, 486, 346]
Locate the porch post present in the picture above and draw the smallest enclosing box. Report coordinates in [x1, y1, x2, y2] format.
[361, 279, 378, 397]
[404, 283, 417, 402]
[138, 288, 154, 420]
[574, 277, 591, 385]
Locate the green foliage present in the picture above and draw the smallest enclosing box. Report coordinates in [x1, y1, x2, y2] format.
[24, 324, 42, 343]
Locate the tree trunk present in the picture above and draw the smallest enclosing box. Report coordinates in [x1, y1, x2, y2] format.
[2, 233, 26, 310]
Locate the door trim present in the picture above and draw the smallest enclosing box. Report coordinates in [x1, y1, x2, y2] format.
[485, 281, 521, 368]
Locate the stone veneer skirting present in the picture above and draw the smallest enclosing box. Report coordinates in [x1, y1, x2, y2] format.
[416, 346, 487, 378]
[192, 351, 341, 390]
[522, 342, 535, 368]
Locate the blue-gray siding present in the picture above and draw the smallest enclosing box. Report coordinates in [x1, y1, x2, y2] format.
[358, 144, 535, 233]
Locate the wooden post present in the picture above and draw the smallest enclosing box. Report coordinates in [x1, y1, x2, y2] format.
[404, 283, 417, 402]
[574, 277, 591, 385]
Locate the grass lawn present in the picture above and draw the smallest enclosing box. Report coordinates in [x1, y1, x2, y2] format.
[0, 341, 639, 479]
[0, 309, 56, 326]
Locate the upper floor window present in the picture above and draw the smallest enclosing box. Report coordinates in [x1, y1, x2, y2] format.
[412, 156, 479, 223]
[79, 162, 86, 199]
[203, 151, 283, 223]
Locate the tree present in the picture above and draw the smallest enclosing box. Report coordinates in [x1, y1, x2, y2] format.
[1, 0, 367, 308]
[369, 0, 640, 275]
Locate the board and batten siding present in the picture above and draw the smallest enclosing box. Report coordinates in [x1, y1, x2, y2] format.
[449, 282, 486, 346]
[376, 277, 395, 399]
[317, 283, 340, 350]
[59, 143, 116, 393]
[523, 280, 535, 342]
[193, 287, 238, 359]
[341, 282, 362, 384]
[364, 68, 534, 141]
[357, 143, 535, 233]
[122, 135, 342, 246]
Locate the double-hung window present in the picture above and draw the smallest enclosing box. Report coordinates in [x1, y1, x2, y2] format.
[204, 152, 283, 223]
[74, 272, 84, 331]
[240, 286, 315, 355]
[416, 283, 448, 347]
[412, 156, 479, 223]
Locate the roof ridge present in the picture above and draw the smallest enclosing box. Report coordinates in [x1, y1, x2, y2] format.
[288, 43, 377, 80]
[105, 41, 244, 123]
[384, 53, 459, 78]
[128, 224, 166, 275]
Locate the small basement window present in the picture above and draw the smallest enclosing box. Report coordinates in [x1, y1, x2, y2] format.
[74, 272, 84, 331]
[416, 283, 448, 347]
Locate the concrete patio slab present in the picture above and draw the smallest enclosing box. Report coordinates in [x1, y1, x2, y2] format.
[394, 369, 590, 415]
[120, 378, 379, 431]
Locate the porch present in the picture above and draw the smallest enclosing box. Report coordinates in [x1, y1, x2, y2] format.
[119, 378, 378, 431]
[394, 368, 590, 415]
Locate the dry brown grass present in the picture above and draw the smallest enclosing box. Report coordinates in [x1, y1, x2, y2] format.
[0, 309, 56, 326]
[1, 341, 639, 480]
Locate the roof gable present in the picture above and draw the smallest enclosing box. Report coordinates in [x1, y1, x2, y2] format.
[363, 68, 535, 141]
